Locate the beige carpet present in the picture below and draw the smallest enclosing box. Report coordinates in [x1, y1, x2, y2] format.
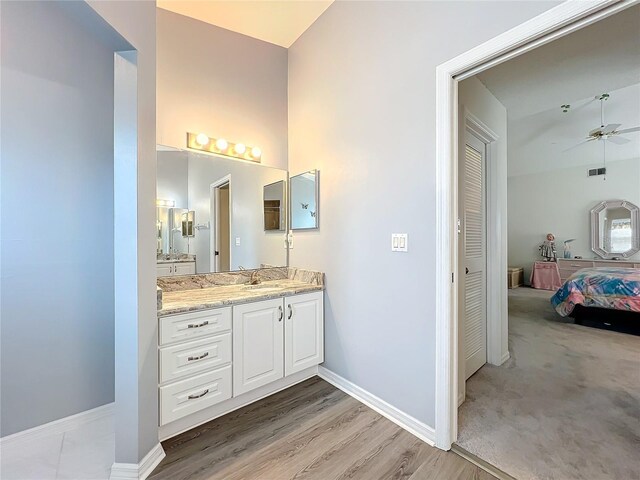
[457, 287, 640, 480]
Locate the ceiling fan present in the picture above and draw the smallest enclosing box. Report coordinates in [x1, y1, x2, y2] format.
[563, 93, 640, 151]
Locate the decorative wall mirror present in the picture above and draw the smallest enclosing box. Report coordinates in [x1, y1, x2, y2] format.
[590, 200, 640, 259]
[290, 170, 319, 230]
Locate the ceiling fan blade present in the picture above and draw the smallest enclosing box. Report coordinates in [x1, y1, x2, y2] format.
[602, 123, 621, 134]
[616, 126, 640, 134]
[607, 135, 630, 145]
[562, 139, 593, 153]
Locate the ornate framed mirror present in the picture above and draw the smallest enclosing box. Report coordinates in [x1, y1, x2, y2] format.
[590, 200, 640, 259]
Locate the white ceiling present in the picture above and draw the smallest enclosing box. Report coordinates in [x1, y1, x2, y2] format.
[157, 0, 334, 48]
[507, 83, 640, 177]
[477, 5, 640, 121]
[475, 5, 640, 177]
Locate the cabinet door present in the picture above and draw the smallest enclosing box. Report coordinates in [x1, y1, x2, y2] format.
[233, 298, 284, 396]
[285, 291, 324, 376]
[157, 264, 172, 277]
[174, 262, 196, 276]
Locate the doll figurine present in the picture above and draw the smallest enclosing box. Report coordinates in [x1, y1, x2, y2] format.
[539, 233, 557, 262]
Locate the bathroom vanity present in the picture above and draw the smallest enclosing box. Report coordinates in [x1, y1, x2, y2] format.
[156, 268, 324, 440]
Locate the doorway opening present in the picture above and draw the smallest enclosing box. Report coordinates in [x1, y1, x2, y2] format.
[435, 2, 636, 450]
[436, 3, 640, 478]
[210, 176, 231, 272]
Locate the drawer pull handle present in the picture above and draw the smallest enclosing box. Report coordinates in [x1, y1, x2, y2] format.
[188, 389, 209, 400]
[187, 321, 209, 329]
[187, 352, 209, 361]
[278, 306, 283, 322]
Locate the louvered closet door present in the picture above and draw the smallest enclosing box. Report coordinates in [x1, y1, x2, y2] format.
[463, 133, 487, 380]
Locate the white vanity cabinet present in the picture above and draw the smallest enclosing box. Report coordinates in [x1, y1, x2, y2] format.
[158, 289, 324, 434]
[157, 261, 196, 277]
[285, 292, 324, 376]
[158, 308, 233, 426]
[233, 298, 285, 396]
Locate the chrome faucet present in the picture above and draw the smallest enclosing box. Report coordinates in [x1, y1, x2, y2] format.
[250, 270, 261, 285]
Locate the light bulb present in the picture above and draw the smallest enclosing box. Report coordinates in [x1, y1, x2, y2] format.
[234, 143, 246, 155]
[195, 133, 209, 146]
[215, 138, 228, 151]
[251, 146, 262, 159]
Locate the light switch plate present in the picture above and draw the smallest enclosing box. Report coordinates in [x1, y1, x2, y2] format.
[235, 237, 241, 246]
[391, 233, 408, 252]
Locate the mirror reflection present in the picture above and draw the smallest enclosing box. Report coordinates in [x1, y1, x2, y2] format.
[157, 146, 288, 275]
[591, 200, 639, 258]
[599, 207, 631, 253]
[263, 181, 286, 231]
[290, 170, 319, 230]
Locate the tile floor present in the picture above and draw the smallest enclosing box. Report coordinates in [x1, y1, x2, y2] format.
[0, 414, 114, 480]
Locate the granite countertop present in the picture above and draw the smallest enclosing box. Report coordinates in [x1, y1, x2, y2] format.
[158, 279, 324, 317]
[157, 257, 196, 264]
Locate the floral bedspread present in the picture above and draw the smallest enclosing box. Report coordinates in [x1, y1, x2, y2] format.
[551, 267, 640, 317]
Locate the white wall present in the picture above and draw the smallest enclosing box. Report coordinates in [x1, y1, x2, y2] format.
[457, 76, 509, 396]
[288, 0, 558, 427]
[508, 157, 640, 281]
[187, 153, 288, 272]
[157, 9, 288, 170]
[0, 0, 116, 437]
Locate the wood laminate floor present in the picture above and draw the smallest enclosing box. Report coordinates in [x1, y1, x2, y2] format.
[149, 377, 496, 480]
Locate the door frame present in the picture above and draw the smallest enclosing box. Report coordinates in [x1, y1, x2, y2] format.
[209, 175, 231, 272]
[434, 0, 637, 450]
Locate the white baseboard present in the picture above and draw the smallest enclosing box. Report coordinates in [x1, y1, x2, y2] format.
[318, 366, 435, 446]
[0, 402, 114, 446]
[109, 442, 165, 480]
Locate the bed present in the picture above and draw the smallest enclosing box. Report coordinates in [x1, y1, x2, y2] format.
[551, 267, 640, 319]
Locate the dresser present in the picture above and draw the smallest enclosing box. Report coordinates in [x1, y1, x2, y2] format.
[557, 258, 640, 283]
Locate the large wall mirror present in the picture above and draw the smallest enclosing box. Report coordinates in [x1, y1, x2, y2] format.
[590, 199, 640, 259]
[290, 170, 319, 230]
[157, 146, 288, 274]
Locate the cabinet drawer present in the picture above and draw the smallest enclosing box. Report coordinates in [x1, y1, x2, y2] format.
[160, 308, 231, 346]
[596, 261, 635, 268]
[159, 333, 231, 384]
[160, 366, 232, 426]
[174, 262, 196, 275]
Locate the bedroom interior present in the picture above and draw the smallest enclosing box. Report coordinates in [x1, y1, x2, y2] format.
[455, 5, 640, 480]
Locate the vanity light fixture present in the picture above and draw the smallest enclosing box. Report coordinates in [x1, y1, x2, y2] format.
[215, 138, 228, 151]
[156, 199, 175, 208]
[195, 133, 209, 146]
[187, 132, 262, 163]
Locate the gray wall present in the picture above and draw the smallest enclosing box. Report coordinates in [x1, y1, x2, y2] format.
[288, 1, 558, 428]
[88, 0, 159, 464]
[157, 9, 289, 170]
[1, 1, 115, 436]
[157, 150, 189, 209]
